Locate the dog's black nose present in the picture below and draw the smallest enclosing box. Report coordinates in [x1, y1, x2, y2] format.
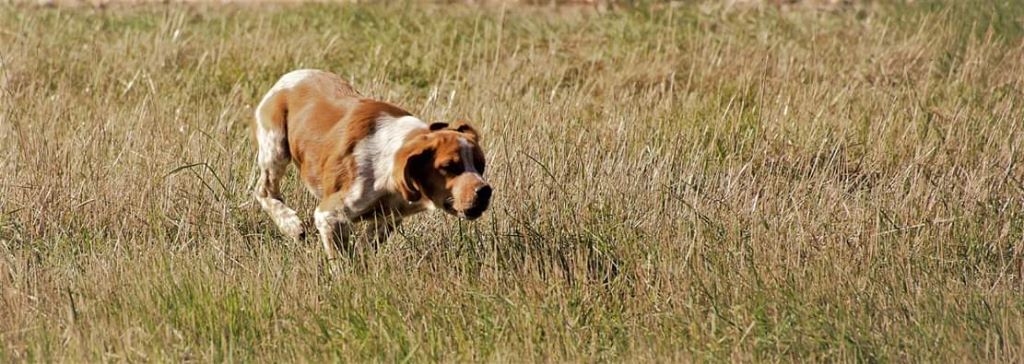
[465, 185, 492, 219]
[475, 185, 492, 203]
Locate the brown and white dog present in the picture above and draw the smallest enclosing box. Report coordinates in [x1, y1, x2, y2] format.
[253, 69, 491, 259]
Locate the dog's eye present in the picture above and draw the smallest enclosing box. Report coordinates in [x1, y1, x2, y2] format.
[440, 162, 460, 175]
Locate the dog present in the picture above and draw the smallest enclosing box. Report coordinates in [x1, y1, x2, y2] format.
[252, 69, 492, 259]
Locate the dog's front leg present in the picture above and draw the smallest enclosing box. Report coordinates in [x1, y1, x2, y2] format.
[314, 199, 352, 260]
[316, 187, 386, 259]
[314, 209, 352, 260]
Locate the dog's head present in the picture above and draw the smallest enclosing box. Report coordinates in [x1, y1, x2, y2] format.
[395, 120, 491, 220]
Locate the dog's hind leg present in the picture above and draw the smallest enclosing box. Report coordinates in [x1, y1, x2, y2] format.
[253, 90, 304, 241]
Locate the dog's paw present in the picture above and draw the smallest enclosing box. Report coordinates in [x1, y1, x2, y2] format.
[276, 214, 305, 241]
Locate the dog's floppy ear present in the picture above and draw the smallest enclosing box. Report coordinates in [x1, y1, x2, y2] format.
[450, 120, 480, 142]
[428, 122, 449, 131]
[394, 139, 433, 202]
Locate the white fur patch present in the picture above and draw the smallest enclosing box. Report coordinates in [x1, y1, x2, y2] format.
[256, 129, 284, 164]
[272, 69, 317, 92]
[352, 115, 428, 190]
[313, 207, 343, 259]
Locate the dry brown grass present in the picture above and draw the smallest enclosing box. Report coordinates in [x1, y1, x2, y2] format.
[1, 1, 1023, 361]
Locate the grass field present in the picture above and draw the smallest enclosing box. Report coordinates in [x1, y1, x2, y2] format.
[1, 0, 1024, 361]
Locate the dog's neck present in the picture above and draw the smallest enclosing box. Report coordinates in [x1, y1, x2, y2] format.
[368, 114, 428, 192]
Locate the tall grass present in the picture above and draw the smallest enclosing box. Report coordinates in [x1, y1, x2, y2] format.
[1, 1, 1023, 361]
